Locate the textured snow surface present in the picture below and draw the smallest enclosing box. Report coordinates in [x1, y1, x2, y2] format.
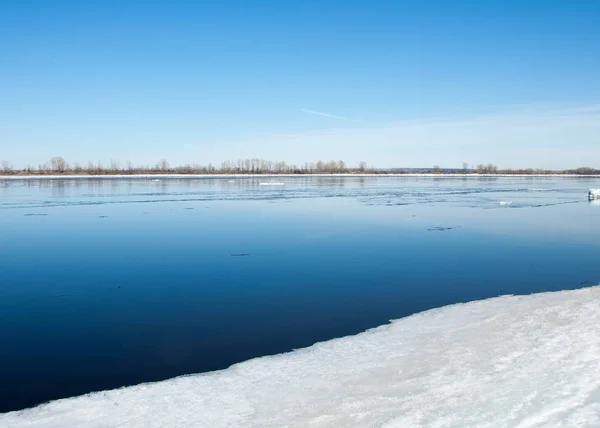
[3, 287, 600, 428]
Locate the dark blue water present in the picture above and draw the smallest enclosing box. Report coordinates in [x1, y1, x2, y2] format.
[1, 176, 599, 412]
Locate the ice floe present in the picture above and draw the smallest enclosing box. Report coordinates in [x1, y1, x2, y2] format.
[2, 286, 600, 427]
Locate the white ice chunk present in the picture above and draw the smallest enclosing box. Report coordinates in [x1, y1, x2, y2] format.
[499, 200, 512, 205]
[588, 189, 600, 200]
[2, 286, 600, 428]
[259, 182, 285, 186]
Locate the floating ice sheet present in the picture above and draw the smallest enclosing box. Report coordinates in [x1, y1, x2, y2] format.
[2, 286, 600, 427]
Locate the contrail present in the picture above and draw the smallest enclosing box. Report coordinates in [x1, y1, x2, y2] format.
[301, 109, 361, 123]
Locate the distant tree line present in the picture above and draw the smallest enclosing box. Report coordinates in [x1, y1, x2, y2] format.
[0, 157, 373, 175]
[425, 163, 600, 175]
[0, 157, 598, 175]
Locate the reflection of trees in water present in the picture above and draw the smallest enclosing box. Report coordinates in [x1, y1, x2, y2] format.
[315, 177, 348, 188]
[51, 180, 67, 198]
[151, 179, 170, 192]
[573, 177, 600, 184]
[475, 177, 500, 182]
[23, 179, 70, 198]
[10, 175, 565, 203]
[86, 179, 105, 194]
[19, 179, 71, 198]
[0, 181, 10, 197]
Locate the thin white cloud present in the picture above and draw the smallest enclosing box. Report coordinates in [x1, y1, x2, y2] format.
[203, 104, 600, 170]
[301, 109, 361, 123]
[9, 103, 599, 170]
[564, 104, 600, 113]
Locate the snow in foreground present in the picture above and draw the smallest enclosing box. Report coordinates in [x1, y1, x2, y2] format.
[3, 287, 600, 428]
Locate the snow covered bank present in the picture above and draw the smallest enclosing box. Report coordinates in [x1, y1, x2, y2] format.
[3, 287, 600, 428]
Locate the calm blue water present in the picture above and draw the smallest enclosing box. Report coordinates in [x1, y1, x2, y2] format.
[1, 176, 599, 412]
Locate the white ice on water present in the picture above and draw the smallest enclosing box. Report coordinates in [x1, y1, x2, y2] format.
[3, 286, 600, 428]
[589, 189, 600, 200]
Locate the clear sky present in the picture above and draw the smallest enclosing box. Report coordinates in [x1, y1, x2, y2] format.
[1, 0, 599, 169]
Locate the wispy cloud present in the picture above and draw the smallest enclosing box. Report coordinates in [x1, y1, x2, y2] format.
[206, 104, 600, 170]
[301, 109, 361, 123]
[564, 104, 600, 114]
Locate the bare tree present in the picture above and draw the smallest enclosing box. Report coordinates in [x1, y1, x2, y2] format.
[51, 157, 68, 173]
[476, 163, 498, 174]
[0, 160, 11, 173]
[110, 159, 121, 172]
[358, 161, 367, 172]
[157, 159, 170, 172]
[462, 162, 469, 173]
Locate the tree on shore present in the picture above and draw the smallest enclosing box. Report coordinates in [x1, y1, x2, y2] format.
[568, 167, 598, 175]
[1, 160, 11, 173]
[2, 156, 599, 176]
[476, 164, 498, 174]
[51, 157, 68, 173]
[157, 159, 170, 172]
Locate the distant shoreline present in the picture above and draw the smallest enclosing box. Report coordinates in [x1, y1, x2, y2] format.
[2, 173, 600, 180]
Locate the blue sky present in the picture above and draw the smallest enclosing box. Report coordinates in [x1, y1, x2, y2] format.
[1, 0, 599, 169]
